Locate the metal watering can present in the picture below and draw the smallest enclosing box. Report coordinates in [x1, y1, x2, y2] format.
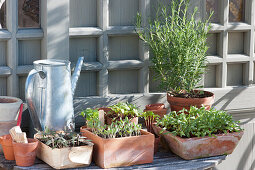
[25, 57, 84, 131]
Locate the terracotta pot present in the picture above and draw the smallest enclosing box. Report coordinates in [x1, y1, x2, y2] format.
[80, 127, 154, 169]
[0, 134, 15, 160]
[106, 116, 138, 125]
[36, 140, 94, 169]
[152, 124, 243, 160]
[0, 120, 17, 152]
[167, 90, 215, 112]
[13, 138, 38, 167]
[144, 103, 167, 119]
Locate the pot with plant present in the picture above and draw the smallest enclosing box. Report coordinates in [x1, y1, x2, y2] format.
[152, 106, 243, 160]
[35, 128, 93, 169]
[106, 102, 141, 125]
[80, 112, 154, 169]
[136, 0, 214, 112]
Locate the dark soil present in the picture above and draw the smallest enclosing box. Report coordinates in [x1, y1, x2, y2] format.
[169, 90, 213, 98]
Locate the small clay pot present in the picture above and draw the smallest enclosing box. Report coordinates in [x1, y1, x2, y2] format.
[0, 134, 15, 160]
[13, 138, 38, 167]
[145, 103, 165, 110]
[144, 103, 167, 118]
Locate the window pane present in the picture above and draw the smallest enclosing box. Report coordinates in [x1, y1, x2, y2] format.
[229, 0, 244, 22]
[0, 0, 6, 29]
[18, 0, 40, 28]
[206, 0, 220, 23]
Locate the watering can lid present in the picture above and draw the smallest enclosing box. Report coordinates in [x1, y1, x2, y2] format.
[33, 59, 70, 67]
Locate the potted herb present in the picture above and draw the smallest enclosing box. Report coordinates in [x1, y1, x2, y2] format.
[35, 129, 94, 169]
[152, 106, 243, 160]
[107, 102, 141, 125]
[80, 116, 154, 168]
[136, 0, 214, 112]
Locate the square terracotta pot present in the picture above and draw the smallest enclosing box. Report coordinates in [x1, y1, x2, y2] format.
[80, 127, 154, 168]
[36, 141, 93, 169]
[152, 124, 243, 160]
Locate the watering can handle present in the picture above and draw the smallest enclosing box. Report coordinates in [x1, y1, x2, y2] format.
[25, 69, 44, 131]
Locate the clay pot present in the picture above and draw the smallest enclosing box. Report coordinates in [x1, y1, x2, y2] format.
[36, 140, 93, 169]
[80, 127, 154, 169]
[152, 124, 243, 160]
[0, 96, 22, 121]
[13, 138, 38, 167]
[0, 134, 15, 160]
[144, 103, 167, 118]
[167, 90, 215, 112]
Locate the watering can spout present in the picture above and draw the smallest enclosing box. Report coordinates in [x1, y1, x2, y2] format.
[71, 57, 84, 96]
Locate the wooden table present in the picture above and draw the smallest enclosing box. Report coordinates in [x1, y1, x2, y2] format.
[0, 149, 226, 170]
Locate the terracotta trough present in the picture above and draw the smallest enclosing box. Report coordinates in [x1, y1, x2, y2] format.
[80, 127, 154, 169]
[152, 124, 243, 160]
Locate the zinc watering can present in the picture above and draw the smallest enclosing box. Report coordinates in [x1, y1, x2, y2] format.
[25, 57, 84, 131]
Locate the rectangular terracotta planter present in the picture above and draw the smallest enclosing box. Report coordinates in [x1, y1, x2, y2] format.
[36, 141, 93, 169]
[152, 124, 243, 160]
[80, 127, 154, 169]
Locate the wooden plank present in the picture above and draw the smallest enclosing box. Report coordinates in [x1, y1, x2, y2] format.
[69, 27, 103, 37]
[16, 29, 43, 39]
[107, 26, 136, 35]
[71, 62, 103, 71]
[0, 151, 226, 170]
[0, 30, 12, 39]
[0, 77, 7, 96]
[107, 60, 143, 70]
[0, 66, 12, 75]
[17, 65, 33, 75]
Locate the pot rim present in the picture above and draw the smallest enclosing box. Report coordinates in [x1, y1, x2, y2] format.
[167, 90, 215, 99]
[80, 127, 153, 141]
[152, 123, 244, 141]
[0, 96, 22, 105]
[12, 138, 38, 147]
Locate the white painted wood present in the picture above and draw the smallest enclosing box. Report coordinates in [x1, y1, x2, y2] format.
[74, 71, 97, 97]
[41, 0, 69, 60]
[227, 63, 244, 86]
[6, 0, 18, 97]
[0, 30, 12, 39]
[69, 27, 103, 37]
[205, 65, 217, 88]
[0, 77, 7, 96]
[69, 0, 97, 27]
[69, 37, 98, 62]
[16, 65, 33, 75]
[16, 29, 43, 39]
[0, 40, 6, 66]
[108, 60, 143, 70]
[18, 40, 41, 65]
[108, 70, 138, 94]
[109, 0, 139, 26]
[0, 66, 11, 76]
[108, 35, 139, 60]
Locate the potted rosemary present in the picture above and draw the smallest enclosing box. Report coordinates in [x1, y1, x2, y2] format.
[136, 0, 214, 112]
[35, 129, 94, 169]
[80, 110, 154, 169]
[152, 106, 243, 160]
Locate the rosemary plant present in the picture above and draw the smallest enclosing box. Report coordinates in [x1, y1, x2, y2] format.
[136, 0, 213, 97]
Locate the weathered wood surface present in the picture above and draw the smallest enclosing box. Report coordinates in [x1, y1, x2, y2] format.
[0, 149, 225, 170]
